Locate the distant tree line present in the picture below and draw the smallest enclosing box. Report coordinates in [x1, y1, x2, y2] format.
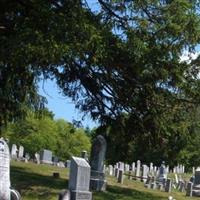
[2, 109, 91, 161]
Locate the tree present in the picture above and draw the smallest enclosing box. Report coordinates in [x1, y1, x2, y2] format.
[1, 0, 200, 153]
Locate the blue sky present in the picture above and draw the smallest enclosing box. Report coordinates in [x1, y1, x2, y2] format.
[38, 0, 100, 129]
[38, 79, 97, 129]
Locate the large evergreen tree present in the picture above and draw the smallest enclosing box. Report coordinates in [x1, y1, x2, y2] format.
[1, 0, 200, 153]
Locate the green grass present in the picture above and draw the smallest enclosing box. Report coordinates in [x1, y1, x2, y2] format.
[10, 161, 198, 200]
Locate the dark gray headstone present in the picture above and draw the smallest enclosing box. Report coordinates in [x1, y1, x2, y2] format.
[90, 135, 107, 191]
[186, 182, 193, 197]
[117, 170, 124, 184]
[165, 178, 172, 193]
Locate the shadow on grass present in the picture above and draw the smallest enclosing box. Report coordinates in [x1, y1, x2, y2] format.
[11, 165, 68, 199]
[94, 185, 166, 200]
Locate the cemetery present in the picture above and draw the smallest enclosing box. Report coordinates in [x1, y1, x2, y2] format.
[0, 135, 200, 199]
[2, 0, 200, 200]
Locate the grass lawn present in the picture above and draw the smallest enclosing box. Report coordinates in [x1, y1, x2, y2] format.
[10, 161, 197, 200]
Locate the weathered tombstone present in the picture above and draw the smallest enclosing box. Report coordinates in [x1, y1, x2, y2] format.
[131, 162, 135, 172]
[25, 153, 30, 160]
[193, 167, 195, 174]
[108, 165, 113, 176]
[11, 144, 18, 159]
[136, 160, 141, 180]
[191, 167, 200, 196]
[114, 167, 119, 178]
[58, 161, 65, 168]
[118, 162, 125, 171]
[142, 165, 149, 182]
[18, 145, 24, 159]
[158, 161, 167, 182]
[90, 135, 107, 191]
[150, 162, 154, 173]
[69, 156, 92, 200]
[165, 178, 172, 193]
[65, 160, 71, 168]
[34, 152, 40, 164]
[174, 174, 178, 184]
[117, 170, 124, 184]
[186, 182, 193, 197]
[40, 149, 52, 164]
[125, 164, 130, 172]
[179, 180, 185, 192]
[0, 139, 10, 200]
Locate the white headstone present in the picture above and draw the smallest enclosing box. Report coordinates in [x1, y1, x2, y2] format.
[132, 162, 135, 172]
[18, 145, 24, 158]
[0, 139, 10, 200]
[136, 160, 141, 179]
[11, 144, 18, 159]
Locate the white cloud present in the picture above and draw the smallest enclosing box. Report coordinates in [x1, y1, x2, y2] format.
[180, 51, 200, 63]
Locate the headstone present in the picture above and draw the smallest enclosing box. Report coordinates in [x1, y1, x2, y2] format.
[174, 174, 178, 184]
[158, 161, 167, 182]
[132, 162, 135, 172]
[136, 160, 141, 180]
[117, 169, 124, 184]
[193, 167, 195, 174]
[34, 152, 40, 164]
[150, 162, 153, 173]
[0, 139, 10, 200]
[108, 165, 113, 176]
[81, 151, 88, 161]
[125, 164, 130, 172]
[192, 167, 200, 196]
[90, 135, 107, 191]
[25, 153, 30, 160]
[186, 182, 193, 197]
[11, 144, 18, 159]
[65, 160, 71, 168]
[118, 162, 124, 171]
[114, 167, 119, 178]
[40, 149, 52, 164]
[58, 161, 65, 168]
[179, 180, 185, 192]
[165, 178, 172, 192]
[142, 165, 149, 182]
[18, 145, 24, 159]
[69, 156, 92, 200]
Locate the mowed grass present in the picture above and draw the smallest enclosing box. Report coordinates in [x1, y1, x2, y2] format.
[10, 161, 198, 200]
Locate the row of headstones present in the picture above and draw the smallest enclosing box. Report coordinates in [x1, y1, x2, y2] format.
[173, 164, 185, 174]
[11, 144, 70, 168]
[1, 134, 108, 200]
[105, 160, 168, 181]
[11, 144, 29, 160]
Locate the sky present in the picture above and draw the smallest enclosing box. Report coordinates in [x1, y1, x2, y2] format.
[38, 79, 97, 129]
[38, 1, 101, 129]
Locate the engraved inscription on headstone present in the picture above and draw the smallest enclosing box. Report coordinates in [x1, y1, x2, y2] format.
[0, 139, 10, 200]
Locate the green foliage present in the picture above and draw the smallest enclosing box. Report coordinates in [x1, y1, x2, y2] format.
[1, 0, 200, 168]
[3, 111, 91, 160]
